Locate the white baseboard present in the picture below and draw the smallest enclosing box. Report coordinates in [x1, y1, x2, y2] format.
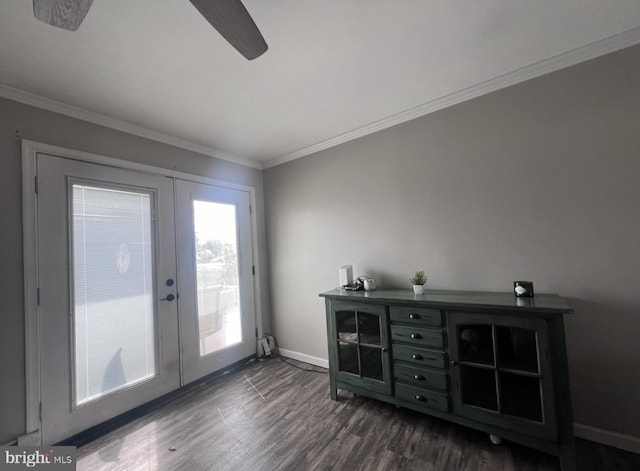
[575, 423, 640, 455]
[278, 348, 329, 369]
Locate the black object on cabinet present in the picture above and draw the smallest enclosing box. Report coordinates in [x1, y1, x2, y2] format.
[321, 289, 576, 471]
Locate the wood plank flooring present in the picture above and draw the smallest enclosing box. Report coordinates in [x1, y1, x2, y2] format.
[76, 358, 640, 470]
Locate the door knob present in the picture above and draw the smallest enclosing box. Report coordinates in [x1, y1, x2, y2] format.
[161, 294, 175, 302]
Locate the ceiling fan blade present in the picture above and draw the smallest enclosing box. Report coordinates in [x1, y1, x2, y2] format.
[33, 0, 95, 31]
[189, 0, 268, 60]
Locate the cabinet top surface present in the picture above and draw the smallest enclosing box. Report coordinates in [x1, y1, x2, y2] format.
[319, 288, 573, 314]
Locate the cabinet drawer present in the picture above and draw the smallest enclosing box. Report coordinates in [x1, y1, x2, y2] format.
[393, 345, 445, 369]
[394, 364, 447, 391]
[390, 306, 442, 326]
[396, 384, 449, 412]
[391, 325, 443, 348]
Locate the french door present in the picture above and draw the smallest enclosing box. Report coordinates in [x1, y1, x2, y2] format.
[175, 180, 256, 384]
[35, 153, 256, 444]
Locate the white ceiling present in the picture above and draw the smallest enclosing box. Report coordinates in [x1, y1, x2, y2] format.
[1, 1, 640, 168]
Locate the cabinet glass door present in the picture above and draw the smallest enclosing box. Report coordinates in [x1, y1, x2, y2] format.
[332, 302, 391, 394]
[449, 312, 556, 439]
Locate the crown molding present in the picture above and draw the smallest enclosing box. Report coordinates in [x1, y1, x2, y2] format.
[263, 26, 640, 169]
[2, 26, 640, 172]
[0, 84, 262, 170]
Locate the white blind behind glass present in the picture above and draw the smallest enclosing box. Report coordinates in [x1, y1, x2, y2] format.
[72, 184, 156, 405]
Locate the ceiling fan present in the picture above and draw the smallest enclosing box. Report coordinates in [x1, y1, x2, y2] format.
[32, 0, 268, 60]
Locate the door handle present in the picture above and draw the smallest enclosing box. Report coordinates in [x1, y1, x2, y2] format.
[161, 294, 176, 302]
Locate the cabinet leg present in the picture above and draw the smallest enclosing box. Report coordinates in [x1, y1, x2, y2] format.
[489, 434, 502, 445]
[329, 375, 338, 401]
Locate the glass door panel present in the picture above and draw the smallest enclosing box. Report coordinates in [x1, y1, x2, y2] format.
[459, 324, 494, 365]
[72, 184, 156, 405]
[193, 200, 242, 356]
[337, 310, 357, 342]
[360, 346, 383, 380]
[338, 342, 359, 375]
[358, 312, 381, 345]
[496, 326, 539, 373]
[176, 180, 256, 385]
[460, 365, 498, 411]
[500, 372, 543, 421]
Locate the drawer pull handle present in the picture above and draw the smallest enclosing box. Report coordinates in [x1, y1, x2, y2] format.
[414, 395, 427, 402]
[411, 354, 423, 360]
[409, 313, 421, 319]
[414, 374, 425, 381]
[410, 333, 422, 340]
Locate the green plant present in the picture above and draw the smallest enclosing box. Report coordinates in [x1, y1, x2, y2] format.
[409, 270, 427, 286]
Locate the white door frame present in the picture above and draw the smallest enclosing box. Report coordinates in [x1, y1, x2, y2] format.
[21, 139, 264, 444]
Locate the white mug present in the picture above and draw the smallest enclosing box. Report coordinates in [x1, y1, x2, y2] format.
[364, 279, 376, 291]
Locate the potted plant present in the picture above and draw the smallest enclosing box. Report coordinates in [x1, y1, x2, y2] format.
[410, 270, 427, 294]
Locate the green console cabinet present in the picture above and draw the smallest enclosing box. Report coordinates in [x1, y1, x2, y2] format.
[321, 289, 576, 471]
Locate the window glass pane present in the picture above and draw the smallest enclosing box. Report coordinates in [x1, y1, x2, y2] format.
[360, 346, 383, 381]
[496, 327, 539, 373]
[500, 372, 543, 421]
[73, 184, 156, 405]
[460, 365, 498, 411]
[459, 324, 494, 365]
[338, 342, 359, 375]
[193, 200, 242, 356]
[336, 310, 357, 342]
[358, 312, 381, 345]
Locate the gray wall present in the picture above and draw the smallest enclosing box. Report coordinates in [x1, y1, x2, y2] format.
[0, 97, 270, 443]
[264, 44, 640, 439]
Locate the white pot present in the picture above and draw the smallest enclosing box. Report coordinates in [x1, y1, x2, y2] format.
[413, 285, 424, 295]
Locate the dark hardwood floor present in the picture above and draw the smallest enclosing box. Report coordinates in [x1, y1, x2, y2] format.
[77, 358, 640, 470]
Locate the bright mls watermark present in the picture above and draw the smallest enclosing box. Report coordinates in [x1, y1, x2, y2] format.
[0, 447, 76, 470]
